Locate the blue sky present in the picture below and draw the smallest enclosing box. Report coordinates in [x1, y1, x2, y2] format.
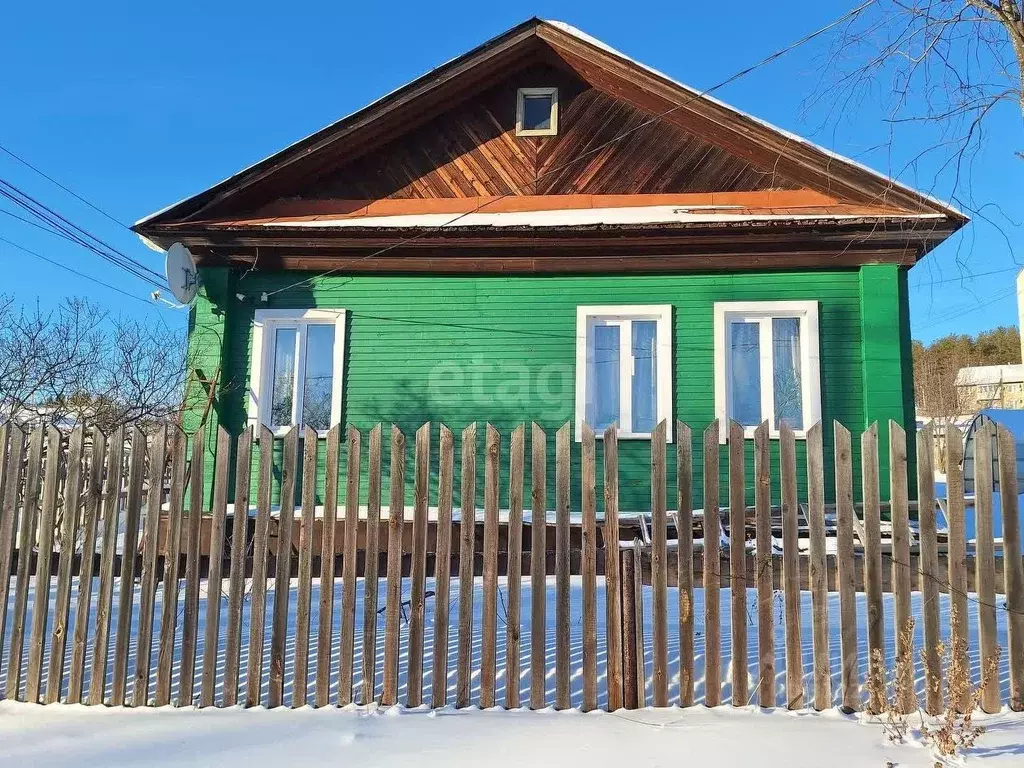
[1, 0, 1021, 343]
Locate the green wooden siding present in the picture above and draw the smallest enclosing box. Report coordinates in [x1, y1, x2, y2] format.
[185, 267, 914, 513]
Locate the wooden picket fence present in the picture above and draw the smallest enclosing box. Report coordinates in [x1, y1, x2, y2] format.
[0, 417, 1022, 713]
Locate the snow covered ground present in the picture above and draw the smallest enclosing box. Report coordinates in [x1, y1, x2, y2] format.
[4, 575, 1024, 765]
[2, 700, 1023, 767]
[2, 576, 1019, 707]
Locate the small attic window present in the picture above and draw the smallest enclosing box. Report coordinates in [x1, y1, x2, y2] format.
[516, 87, 558, 136]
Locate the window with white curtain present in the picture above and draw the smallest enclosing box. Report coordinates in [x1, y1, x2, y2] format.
[713, 301, 820, 440]
[574, 305, 673, 441]
[248, 309, 346, 435]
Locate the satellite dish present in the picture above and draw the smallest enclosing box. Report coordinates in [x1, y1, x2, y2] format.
[165, 242, 199, 304]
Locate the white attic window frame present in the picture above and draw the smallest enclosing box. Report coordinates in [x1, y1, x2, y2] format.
[516, 87, 559, 136]
[248, 308, 347, 437]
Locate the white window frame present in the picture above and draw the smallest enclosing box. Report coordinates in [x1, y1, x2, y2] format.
[516, 87, 559, 136]
[248, 308, 347, 436]
[574, 305, 673, 442]
[713, 300, 821, 442]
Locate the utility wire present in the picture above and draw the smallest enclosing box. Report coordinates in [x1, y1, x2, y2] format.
[0, 205, 88, 244]
[0, 235, 153, 305]
[259, 0, 880, 299]
[0, 178, 165, 283]
[0, 141, 129, 229]
[916, 288, 1017, 331]
[0, 179, 167, 289]
[911, 265, 1022, 289]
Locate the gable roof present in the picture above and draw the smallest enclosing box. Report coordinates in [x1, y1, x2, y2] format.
[133, 18, 965, 271]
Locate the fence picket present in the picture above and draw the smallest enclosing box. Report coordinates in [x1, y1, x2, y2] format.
[649, 420, 668, 708]
[362, 424, 383, 705]
[751, 421, 774, 707]
[945, 423, 969, 713]
[340, 425, 362, 706]
[315, 424, 340, 708]
[727, 420, 747, 707]
[480, 424, 500, 709]
[155, 428, 185, 706]
[455, 423, 476, 708]
[48, 424, 86, 704]
[432, 425, 454, 708]
[8, 426, 44, 702]
[88, 424, 123, 705]
[806, 422, 830, 710]
[862, 423, 885, 715]
[582, 422, 598, 712]
[997, 424, 1024, 711]
[604, 424, 623, 711]
[407, 422, 430, 709]
[974, 419, 999, 713]
[179, 427, 206, 707]
[224, 426, 253, 707]
[292, 426, 318, 707]
[676, 422, 694, 708]
[621, 544, 637, 710]
[529, 423, 546, 710]
[244, 426, 274, 707]
[633, 538, 646, 708]
[382, 425, 406, 707]
[133, 426, 167, 707]
[0, 426, 25, 698]
[268, 426, 298, 708]
[506, 423, 524, 710]
[201, 426, 232, 708]
[27, 427, 63, 703]
[703, 420, 721, 707]
[889, 421, 915, 714]
[110, 426, 146, 706]
[780, 422, 802, 710]
[834, 422, 859, 712]
[555, 422, 571, 710]
[917, 424, 942, 715]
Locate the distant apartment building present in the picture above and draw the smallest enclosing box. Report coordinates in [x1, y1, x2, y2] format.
[955, 364, 1024, 411]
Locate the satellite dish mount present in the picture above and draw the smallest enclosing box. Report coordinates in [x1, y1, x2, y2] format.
[165, 242, 200, 304]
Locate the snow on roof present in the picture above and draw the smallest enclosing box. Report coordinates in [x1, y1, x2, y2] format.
[955, 364, 1024, 387]
[251, 205, 943, 230]
[542, 20, 964, 220]
[135, 19, 964, 231]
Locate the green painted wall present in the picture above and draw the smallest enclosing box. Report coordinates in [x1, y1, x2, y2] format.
[185, 266, 915, 512]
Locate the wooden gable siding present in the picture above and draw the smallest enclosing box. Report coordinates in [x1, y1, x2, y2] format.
[267, 63, 800, 205]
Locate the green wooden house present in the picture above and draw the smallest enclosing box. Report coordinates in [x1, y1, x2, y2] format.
[133, 19, 964, 511]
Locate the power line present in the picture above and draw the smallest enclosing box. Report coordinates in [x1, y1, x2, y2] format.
[258, 0, 879, 299]
[911, 265, 1022, 288]
[0, 235, 154, 306]
[0, 178, 167, 289]
[916, 288, 1017, 331]
[0, 205, 87, 244]
[0, 141, 128, 229]
[0, 178, 165, 283]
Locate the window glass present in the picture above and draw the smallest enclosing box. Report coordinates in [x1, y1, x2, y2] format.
[587, 323, 620, 431]
[632, 320, 658, 433]
[729, 321, 761, 426]
[522, 95, 553, 131]
[772, 318, 803, 430]
[302, 324, 336, 431]
[270, 327, 297, 428]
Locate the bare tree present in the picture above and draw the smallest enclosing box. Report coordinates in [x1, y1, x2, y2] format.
[811, 1, 1023, 211]
[0, 295, 188, 431]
